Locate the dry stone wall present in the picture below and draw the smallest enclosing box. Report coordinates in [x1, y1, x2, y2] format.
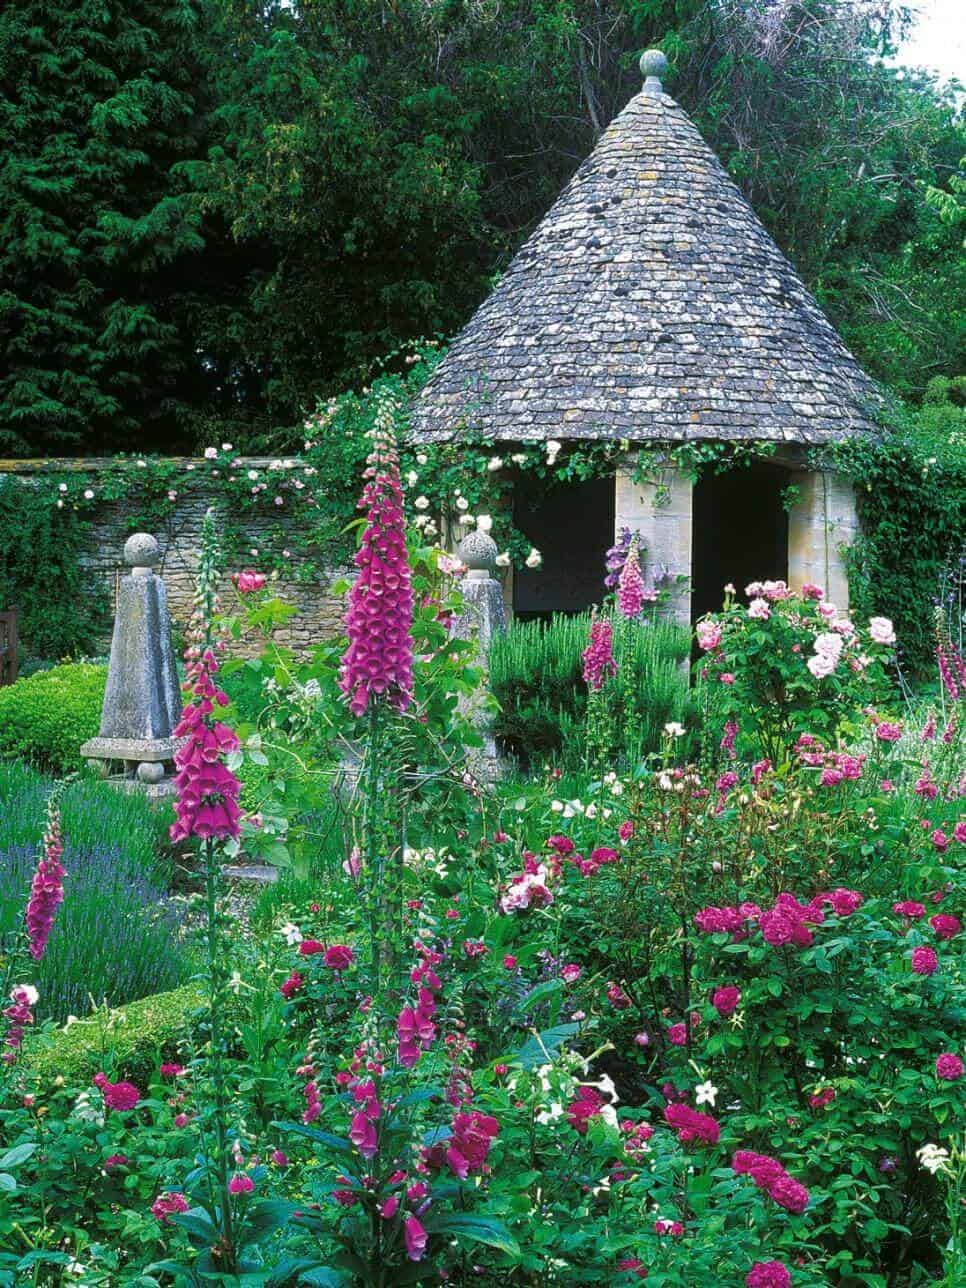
[1, 459, 347, 658]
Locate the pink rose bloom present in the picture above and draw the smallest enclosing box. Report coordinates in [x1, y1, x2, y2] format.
[667, 1022, 687, 1046]
[228, 1173, 254, 1194]
[271, 1149, 289, 1167]
[931, 829, 949, 851]
[101, 1079, 140, 1112]
[151, 1191, 189, 1222]
[324, 944, 355, 971]
[561, 964, 582, 983]
[232, 569, 266, 594]
[807, 652, 836, 679]
[720, 672, 736, 684]
[746, 1263, 791, 1288]
[503, 954, 517, 969]
[664, 1102, 719, 1145]
[931, 913, 960, 940]
[868, 616, 896, 645]
[618, 820, 635, 841]
[633, 1032, 650, 1047]
[893, 900, 926, 919]
[280, 971, 303, 999]
[801, 582, 824, 600]
[748, 598, 771, 620]
[875, 721, 903, 742]
[912, 946, 939, 975]
[936, 1053, 963, 1081]
[298, 939, 325, 956]
[696, 619, 722, 651]
[712, 985, 740, 1018]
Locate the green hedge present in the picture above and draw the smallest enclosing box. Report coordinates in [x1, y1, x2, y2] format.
[26, 983, 204, 1087]
[0, 662, 106, 773]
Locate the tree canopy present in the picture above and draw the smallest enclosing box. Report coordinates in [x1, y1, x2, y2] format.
[1, 0, 963, 455]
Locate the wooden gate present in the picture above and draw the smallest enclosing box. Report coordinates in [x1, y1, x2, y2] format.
[0, 610, 18, 686]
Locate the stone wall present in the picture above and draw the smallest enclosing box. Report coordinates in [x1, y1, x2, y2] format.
[0, 459, 347, 657]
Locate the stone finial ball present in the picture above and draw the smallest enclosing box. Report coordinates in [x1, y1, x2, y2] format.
[457, 529, 499, 573]
[640, 49, 669, 81]
[123, 532, 161, 567]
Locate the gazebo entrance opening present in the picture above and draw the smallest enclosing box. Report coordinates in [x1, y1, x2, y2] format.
[690, 462, 789, 623]
[512, 472, 614, 620]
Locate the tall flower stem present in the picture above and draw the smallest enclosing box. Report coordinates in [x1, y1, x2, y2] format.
[202, 833, 236, 1270]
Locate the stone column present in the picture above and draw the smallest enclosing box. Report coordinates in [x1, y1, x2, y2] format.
[449, 530, 506, 779]
[615, 453, 693, 625]
[787, 471, 858, 610]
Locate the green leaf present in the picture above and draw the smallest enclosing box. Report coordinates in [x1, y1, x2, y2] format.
[0, 1143, 36, 1171]
[275, 1122, 352, 1153]
[423, 1212, 520, 1257]
[514, 1023, 579, 1068]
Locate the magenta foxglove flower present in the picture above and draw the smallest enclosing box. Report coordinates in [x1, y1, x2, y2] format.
[1, 985, 36, 1065]
[617, 541, 646, 618]
[170, 647, 241, 843]
[339, 417, 415, 717]
[25, 801, 66, 961]
[404, 1215, 428, 1262]
[581, 616, 617, 691]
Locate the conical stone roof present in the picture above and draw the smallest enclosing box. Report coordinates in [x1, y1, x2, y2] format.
[413, 57, 881, 445]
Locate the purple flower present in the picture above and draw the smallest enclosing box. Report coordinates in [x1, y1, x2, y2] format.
[617, 540, 647, 618]
[339, 415, 414, 716]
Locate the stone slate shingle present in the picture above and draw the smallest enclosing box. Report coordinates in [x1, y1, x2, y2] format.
[412, 84, 881, 445]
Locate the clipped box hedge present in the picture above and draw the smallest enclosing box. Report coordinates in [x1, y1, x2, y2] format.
[0, 662, 106, 774]
[25, 982, 205, 1087]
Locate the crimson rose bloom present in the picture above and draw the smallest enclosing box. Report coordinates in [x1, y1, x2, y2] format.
[936, 1052, 963, 1081]
[324, 944, 355, 971]
[712, 985, 741, 1018]
[746, 1263, 790, 1288]
[912, 945, 939, 975]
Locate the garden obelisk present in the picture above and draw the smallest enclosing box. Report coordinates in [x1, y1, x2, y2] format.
[81, 533, 183, 792]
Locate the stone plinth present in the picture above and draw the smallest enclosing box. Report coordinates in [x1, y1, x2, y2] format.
[615, 456, 693, 624]
[787, 471, 858, 610]
[81, 533, 185, 793]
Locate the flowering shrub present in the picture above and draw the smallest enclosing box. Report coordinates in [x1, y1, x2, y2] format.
[695, 580, 895, 761]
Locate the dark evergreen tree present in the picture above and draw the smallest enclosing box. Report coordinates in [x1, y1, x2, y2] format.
[0, 0, 209, 453]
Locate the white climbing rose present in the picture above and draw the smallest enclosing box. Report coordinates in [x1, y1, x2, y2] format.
[495, 552, 510, 567]
[525, 547, 542, 568]
[414, 496, 429, 510]
[476, 514, 493, 532]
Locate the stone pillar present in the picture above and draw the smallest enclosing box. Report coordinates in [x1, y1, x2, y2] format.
[449, 530, 506, 779]
[80, 533, 185, 796]
[787, 471, 858, 610]
[615, 454, 693, 625]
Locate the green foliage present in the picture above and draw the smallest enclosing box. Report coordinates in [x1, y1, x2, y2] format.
[0, 0, 210, 454]
[0, 476, 110, 660]
[490, 611, 693, 768]
[825, 390, 966, 673]
[25, 983, 204, 1087]
[0, 663, 106, 773]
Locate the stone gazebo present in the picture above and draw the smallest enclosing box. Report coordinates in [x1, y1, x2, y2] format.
[412, 51, 880, 623]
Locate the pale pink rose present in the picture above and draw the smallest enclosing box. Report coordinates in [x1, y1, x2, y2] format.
[869, 616, 896, 645]
[807, 653, 836, 679]
[748, 598, 771, 620]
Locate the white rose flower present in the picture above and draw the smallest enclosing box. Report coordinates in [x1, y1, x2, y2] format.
[204, 446, 218, 459]
[222, 442, 233, 451]
[83, 489, 94, 500]
[477, 514, 493, 532]
[511, 453, 527, 465]
[525, 547, 542, 569]
[495, 552, 510, 567]
[455, 496, 469, 511]
[414, 495, 429, 510]
[416, 453, 428, 465]
[58, 483, 67, 492]
[406, 470, 419, 486]
[488, 456, 503, 471]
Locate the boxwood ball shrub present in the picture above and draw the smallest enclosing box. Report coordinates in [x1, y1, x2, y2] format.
[0, 661, 106, 773]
